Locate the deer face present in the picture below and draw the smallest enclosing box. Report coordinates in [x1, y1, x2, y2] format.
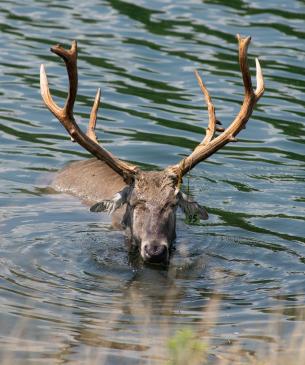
[124, 171, 179, 263]
[91, 171, 208, 264]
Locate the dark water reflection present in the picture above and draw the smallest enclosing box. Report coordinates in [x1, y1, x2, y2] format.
[0, 0, 305, 363]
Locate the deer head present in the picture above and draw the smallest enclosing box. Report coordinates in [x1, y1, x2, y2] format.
[40, 35, 264, 264]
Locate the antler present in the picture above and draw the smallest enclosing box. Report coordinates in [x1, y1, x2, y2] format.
[168, 34, 265, 177]
[40, 40, 138, 181]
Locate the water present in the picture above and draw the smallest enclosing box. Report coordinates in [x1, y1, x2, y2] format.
[0, 0, 304, 363]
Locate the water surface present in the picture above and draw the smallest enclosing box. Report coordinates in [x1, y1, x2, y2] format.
[0, 0, 305, 363]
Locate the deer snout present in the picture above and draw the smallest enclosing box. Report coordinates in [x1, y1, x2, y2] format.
[142, 242, 168, 263]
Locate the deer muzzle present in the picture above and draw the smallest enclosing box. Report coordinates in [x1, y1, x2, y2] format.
[141, 241, 169, 264]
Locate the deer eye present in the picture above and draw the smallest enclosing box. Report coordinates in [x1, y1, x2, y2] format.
[161, 201, 177, 212]
[132, 199, 146, 208]
[170, 196, 179, 207]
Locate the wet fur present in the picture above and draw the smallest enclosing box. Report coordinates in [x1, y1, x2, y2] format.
[52, 158, 127, 228]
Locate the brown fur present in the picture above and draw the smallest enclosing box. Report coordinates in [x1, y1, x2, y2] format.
[52, 158, 127, 228]
[52, 158, 126, 203]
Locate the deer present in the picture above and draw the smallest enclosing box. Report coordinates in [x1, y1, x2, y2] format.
[40, 34, 264, 265]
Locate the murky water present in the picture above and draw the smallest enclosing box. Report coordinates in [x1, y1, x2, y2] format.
[0, 0, 304, 363]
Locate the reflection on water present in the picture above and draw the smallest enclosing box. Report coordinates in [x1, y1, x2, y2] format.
[0, 0, 305, 363]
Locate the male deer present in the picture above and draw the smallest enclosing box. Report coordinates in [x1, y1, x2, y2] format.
[40, 35, 264, 264]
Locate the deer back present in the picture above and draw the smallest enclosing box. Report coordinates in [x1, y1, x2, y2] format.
[52, 158, 127, 228]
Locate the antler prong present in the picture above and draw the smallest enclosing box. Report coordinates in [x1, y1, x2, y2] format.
[50, 41, 78, 118]
[236, 34, 252, 96]
[40, 64, 62, 115]
[194, 69, 217, 146]
[86, 87, 101, 144]
[255, 57, 264, 99]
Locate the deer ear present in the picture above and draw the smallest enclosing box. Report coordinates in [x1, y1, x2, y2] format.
[90, 186, 131, 214]
[178, 192, 208, 221]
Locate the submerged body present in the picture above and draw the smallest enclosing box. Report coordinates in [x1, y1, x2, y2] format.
[52, 158, 207, 263]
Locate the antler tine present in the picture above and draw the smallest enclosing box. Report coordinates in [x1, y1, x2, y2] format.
[86, 87, 101, 144]
[50, 40, 78, 118]
[194, 70, 225, 145]
[40, 40, 138, 181]
[255, 57, 264, 100]
[236, 34, 252, 96]
[168, 34, 264, 177]
[194, 69, 217, 146]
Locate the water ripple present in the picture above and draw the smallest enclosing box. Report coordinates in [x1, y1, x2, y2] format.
[1, 0, 305, 363]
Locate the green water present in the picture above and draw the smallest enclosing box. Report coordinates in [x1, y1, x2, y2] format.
[0, 0, 304, 363]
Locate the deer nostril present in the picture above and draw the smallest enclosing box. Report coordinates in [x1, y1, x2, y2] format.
[143, 243, 167, 262]
[144, 244, 150, 254]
